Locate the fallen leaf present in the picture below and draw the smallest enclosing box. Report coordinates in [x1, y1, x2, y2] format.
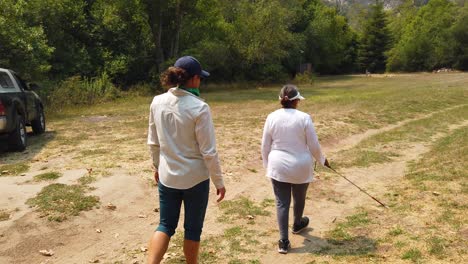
[140, 247, 148, 252]
[153, 208, 159, 212]
[95, 229, 102, 233]
[138, 214, 147, 218]
[432, 191, 441, 196]
[247, 215, 254, 220]
[89, 259, 99, 263]
[39, 249, 54, 256]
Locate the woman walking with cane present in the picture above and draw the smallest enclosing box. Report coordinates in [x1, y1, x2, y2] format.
[147, 56, 226, 263]
[261, 84, 329, 254]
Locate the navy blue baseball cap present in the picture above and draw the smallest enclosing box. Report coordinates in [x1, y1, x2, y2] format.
[174, 56, 210, 78]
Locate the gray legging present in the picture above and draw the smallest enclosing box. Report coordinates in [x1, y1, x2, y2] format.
[271, 179, 309, 240]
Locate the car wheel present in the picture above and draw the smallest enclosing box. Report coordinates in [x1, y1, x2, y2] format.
[31, 106, 46, 134]
[8, 114, 27, 151]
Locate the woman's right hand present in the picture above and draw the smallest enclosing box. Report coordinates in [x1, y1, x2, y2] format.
[216, 187, 226, 202]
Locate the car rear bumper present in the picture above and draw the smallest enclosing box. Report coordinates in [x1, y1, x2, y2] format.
[0, 116, 6, 131]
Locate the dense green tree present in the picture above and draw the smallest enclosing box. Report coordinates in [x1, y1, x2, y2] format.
[305, 5, 358, 74]
[387, 0, 418, 42]
[357, 1, 391, 73]
[91, 0, 154, 85]
[25, 0, 101, 78]
[0, 0, 53, 79]
[386, 0, 457, 71]
[2, 0, 465, 88]
[226, 0, 297, 81]
[178, 0, 237, 81]
[451, 4, 468, 70]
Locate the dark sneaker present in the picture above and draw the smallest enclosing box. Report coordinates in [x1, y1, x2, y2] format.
[292, 216, 309, 234]
[278, 239, 290, 254]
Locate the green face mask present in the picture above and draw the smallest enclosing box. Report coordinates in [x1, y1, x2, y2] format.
[179, 86, 200, 97]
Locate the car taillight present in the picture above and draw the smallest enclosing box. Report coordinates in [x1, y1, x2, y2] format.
[0, 101, 5, 115]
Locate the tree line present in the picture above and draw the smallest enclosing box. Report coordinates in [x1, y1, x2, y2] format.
[0, 0, 466, 86]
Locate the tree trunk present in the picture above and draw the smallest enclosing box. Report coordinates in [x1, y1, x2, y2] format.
[173, 0, 182, 58]
[144, 0, 165, 71]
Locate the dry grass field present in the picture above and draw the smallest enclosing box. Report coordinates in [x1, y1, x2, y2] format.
[0, 73, 467, 264]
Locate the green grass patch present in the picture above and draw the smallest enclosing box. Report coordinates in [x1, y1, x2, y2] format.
[78, 175, 97, 185]
[328, 226, 353, 241]
[223, 226, 259, 256]
[342, 211, 370, 228]
[0, 163, 30, 176]
[260, 198, 275, 208]
[26, 183, 99, 222]
[394, 240, 407, 248]
[34, 172, 62, 181]
[388, 226, 404, 236]
[218, 196, 270, 222]
[327, 211, 370, 241]
[427, 236, 447, 257]
[401, 248, 423, 262]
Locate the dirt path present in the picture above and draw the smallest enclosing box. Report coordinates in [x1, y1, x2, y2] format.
[330, 104, 466, 152]
[0, 105, 466, 264]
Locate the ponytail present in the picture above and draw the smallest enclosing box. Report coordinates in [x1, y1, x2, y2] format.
[160, 67, 191, 87]
[279, 85, 298, 108]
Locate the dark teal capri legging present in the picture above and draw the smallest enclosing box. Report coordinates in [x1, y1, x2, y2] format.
[156, 179, 209, 241]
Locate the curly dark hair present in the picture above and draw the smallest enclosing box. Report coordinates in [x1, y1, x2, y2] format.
[160, 67, 191, 87]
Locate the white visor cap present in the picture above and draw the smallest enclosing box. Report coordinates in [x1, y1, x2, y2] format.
[278, 92, 305, 101]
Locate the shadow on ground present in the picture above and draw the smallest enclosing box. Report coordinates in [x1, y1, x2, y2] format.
[0, 130, 56, 163]
[289, 228, 377, 256]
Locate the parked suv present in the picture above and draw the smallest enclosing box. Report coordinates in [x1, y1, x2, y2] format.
[0, 68, 45, 151]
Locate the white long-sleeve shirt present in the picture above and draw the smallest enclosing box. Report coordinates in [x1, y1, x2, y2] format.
[148, 88, 224, 190]
[261, 108, 326, 184]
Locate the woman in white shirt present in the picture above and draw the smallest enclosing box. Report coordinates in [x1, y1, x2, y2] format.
[147, 56, 226, 264]
[261, 84, 329, 254]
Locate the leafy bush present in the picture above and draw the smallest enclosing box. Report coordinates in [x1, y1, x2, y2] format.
[127, 83, 159, 97]
[294, 73, 315, 85]
[47, 72, 120, 110]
